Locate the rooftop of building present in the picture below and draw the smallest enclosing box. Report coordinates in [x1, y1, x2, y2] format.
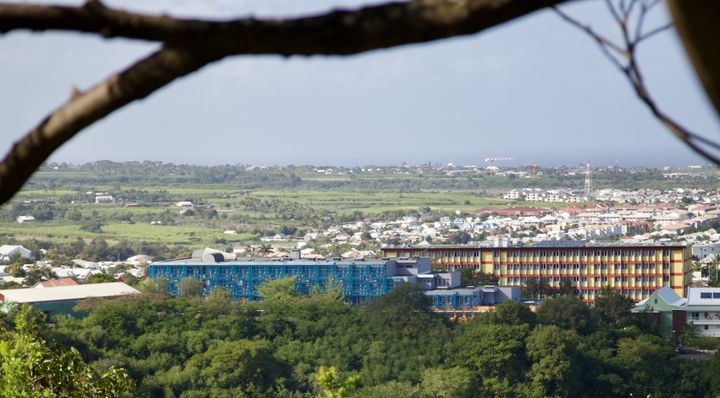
[424, 287, 482, 296]
[383, 240, 688, 250]
[33, 278, 78, 288]
[152, 256, 403, 266]
[687, 287, 720, 306]
[635, 286, 720, 311]
[0, 282, 140, 304]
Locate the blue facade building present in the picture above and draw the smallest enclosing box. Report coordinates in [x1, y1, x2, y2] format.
[148, 251, 522, 308]
[426, 285, 521, 309]
[149, 255, 417, 305]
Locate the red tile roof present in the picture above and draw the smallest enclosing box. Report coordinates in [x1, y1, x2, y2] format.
[35, 278, 78, 288]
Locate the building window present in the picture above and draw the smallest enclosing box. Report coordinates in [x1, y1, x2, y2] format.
[705, 325, 709, 330]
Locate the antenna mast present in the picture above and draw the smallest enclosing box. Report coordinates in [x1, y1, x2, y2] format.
[584, 162, 592, 196]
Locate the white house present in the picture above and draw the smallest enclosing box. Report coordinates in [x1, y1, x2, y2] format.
[95, 195, 115, 204]
[685, 288, 720, 337]
[16, 215, 35, 223]
[634, 286, 720, 338]
[0, 245, 33, 263]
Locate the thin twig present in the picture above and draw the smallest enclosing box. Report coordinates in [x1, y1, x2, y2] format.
[0, 0, 572, 205]
[555, 0, 720, 165]
[637, 23, 673, 43]
[634, 1, 647, 43]
[552, 7, 627, 69]
[605, 0, 623, 25]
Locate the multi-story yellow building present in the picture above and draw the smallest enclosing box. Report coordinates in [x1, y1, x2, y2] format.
[381, 242, 692, 303]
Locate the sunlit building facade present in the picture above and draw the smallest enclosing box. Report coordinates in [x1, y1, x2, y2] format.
[382, 241, 692, 302]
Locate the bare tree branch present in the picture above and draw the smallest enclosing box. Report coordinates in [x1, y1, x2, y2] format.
[555, 0, 720, 166]
[636, 23, 672, 43]
[552, 7, 627, 69]
[0, 0, 571, 205]
[0, 0, 567, 54]
[0, 46, 222, 205]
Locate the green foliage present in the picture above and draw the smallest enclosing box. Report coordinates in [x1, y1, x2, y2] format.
[80, 220, 104, 233]
[594, 288, 636, 328]
[8, 280, 712, 398]
[7, 251, 23, 265]
[486, 300, 537, 326]
[613, 334, 676, 397]
[525, 325, 582, 398]
[418, 366, 476, 398]
[354, 380, 418, 398]
[369, 283, 439, 338]
[455, 321, 529, 395]
[448, 231, 471, 244]
[522, 278, 551, 299]
[556, 278, 578, 297]
[459, 269, 498, 286]
[257, 276, 297, 302]
[535, 296, 595, 334]
[87, 273, 116, 284]
[0, 306, 133, 398]
[137, 276, 168, 294]
[21, 266, 57, 286]
[681, 329, 720, 350]
[315, 366, 358, 398]
[206, 286, 232, 310]
[157, 339, 290, 397]
[311, 276, 344, 302]
[177, 276, 204, 297]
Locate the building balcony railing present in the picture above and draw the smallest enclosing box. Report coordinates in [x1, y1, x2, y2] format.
[688, 318, 720, 325]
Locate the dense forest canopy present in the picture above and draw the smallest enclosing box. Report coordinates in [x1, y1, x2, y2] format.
[1, 283, 717, 397]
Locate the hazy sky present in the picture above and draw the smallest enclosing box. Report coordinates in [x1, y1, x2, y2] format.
[1, 0, 719, 167]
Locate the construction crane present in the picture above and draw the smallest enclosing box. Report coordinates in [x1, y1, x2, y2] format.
[483, 157, 515, 174]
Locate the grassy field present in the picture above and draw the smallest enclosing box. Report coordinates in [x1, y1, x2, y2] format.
[243, 190, 510, 214]
[2, 185, 569, 246]
[0, 221, 255, 245]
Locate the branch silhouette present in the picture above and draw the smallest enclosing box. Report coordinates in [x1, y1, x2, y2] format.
[0, 0, 567, 205]
[554, 0, 720, 166]
[1, 0, 718, 205]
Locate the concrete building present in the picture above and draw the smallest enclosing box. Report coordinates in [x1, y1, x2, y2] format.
[149, 255, 522, 309]
[94, 195, 115, 204]
[633, 286, 720, 338]
[382, 241, 692, 303]
[0, 245, 33, 263]
[16, 215, 35, 223]
[426, 285, 520, 309]
[692, 242, 720, 260]
[0, 282, 140, 316]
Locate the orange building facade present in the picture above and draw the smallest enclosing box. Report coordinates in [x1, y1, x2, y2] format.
[381, 242, 692, 303]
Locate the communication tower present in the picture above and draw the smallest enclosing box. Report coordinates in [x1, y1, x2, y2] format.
[584, 162, 592, 196]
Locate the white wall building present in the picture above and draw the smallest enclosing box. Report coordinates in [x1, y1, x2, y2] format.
[0, 245, 33, 263]
[686, 288, 720, 337]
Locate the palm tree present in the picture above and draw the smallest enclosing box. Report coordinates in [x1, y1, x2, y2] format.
[710, 254, 720, 287]
[257, 244, 273, 257]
